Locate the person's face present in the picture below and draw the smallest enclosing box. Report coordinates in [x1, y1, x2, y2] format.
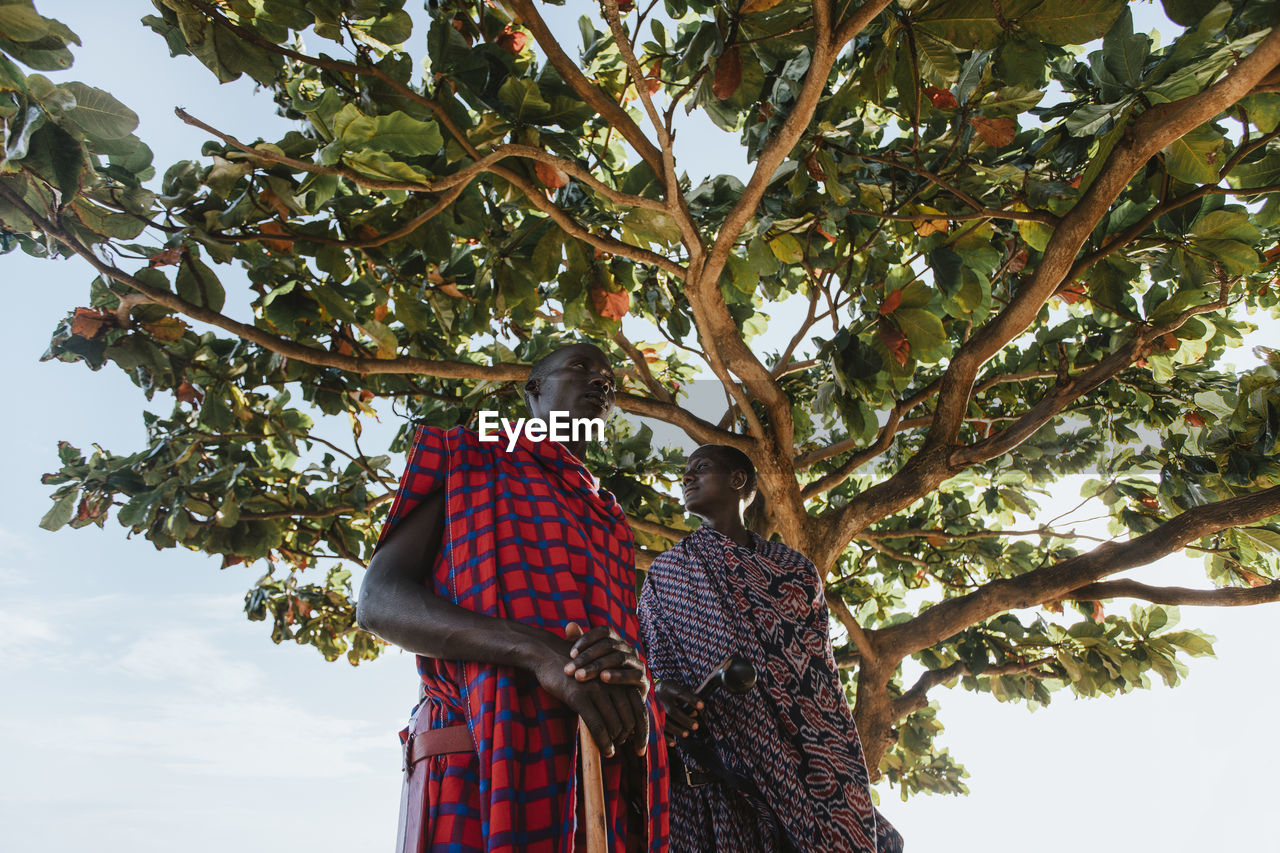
[681, 448, 748, 517]
[526, 344, 616, 422]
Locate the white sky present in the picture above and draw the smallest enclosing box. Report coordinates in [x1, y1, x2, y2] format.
[3, 3, 1278, 851]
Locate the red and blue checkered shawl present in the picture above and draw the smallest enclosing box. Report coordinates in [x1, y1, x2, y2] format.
[638, 525, 902, 853]
[378, 425, 669, 853]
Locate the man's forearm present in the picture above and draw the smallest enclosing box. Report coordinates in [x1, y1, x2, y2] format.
[358, 571, 560, 670]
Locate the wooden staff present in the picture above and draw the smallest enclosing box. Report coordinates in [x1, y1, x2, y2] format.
[578, 719, 609, 853]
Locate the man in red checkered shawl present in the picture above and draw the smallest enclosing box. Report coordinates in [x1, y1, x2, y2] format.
[358, 342, 668, 853]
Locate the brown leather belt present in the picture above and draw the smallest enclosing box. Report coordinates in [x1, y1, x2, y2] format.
[404, 723, 474, 769]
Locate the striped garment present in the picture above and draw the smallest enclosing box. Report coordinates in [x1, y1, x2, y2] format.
[378, 425, 669, 853]
[638, 525, 903, 852]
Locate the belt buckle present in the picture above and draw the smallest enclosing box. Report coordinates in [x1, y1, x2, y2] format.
[681, 760, 709, 788]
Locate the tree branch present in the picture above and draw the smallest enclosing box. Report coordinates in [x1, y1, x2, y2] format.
[628, 515, 690, 541]
[508, 0, 665, 177]
[879, 485, 1280, 659]
[1067, 577, 1280, 607]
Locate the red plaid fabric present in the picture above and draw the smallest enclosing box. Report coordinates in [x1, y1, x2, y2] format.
[378, 425, 669, 853]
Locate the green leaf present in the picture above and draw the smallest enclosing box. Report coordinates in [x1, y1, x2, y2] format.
[915, 1, 1007, 49]
[340, 110, 442, 156]
[895, 308, 947, 362]
[344, 149, 430, 185]
[1162, 127, 1225, 184]
[58, 81, 139, 141]
[176, 254, 226, 312]
[1190, 210, 1262, 244]
[769, 232, 803, 264]
[363, 10, 412, 47]
[1020, 0, 1126, 45]
[0, 3, 51, 42]
[497, 78, 551, 122]
[39, 487, 77, 531]
[1160, 0, 1220, 26]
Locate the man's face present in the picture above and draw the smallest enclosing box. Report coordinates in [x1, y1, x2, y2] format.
[681, 447, 746, 516]
[526, 343, 616, 423]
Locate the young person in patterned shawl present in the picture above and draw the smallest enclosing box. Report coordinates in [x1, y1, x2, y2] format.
[638, 444, 904, 852]
[357, 342, 668, 853]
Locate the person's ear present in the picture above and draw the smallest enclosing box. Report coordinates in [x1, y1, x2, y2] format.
[730, 470, 747, 494]
[525, 377, 540, 400]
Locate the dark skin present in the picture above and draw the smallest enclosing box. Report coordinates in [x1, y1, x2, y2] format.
[356, 343, 649, 757]
[654, 445, 756, 746]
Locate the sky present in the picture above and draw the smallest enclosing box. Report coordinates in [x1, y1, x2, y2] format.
[2, 2, 1278, 852]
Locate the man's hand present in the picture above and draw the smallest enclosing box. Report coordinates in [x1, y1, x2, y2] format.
[527, 623, 650, 758]
[654, 679, 703, 747]
[564, 622, 649, 689]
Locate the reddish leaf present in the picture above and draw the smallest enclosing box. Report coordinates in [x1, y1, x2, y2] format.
[70, 307, 114, 339]
[617, 0, 635, 10]
[1068, 174, 1082, 188]
[968, 116, 1017, 147]
[1089, 600, 1105, 622]
[804, 153, 825, 181]
[1160, 332, 1180, 352]
[645, 59, 662, 94]
[814, 224, 836, 243]
[1043, 599, 1064, 615]
[1057, 284, 1087, 304]
[878, 322, 910, 366]
[713, 45, 742, 100]
[373, 303, 389, 322]
[258, 221, 294, 253]
[1140, 496, 1159, 509]
[1264, 244, 1280, 263]
[590, 286, 631, 321]
[1184, 412, 1207, 428]
[75, 496, 104, 522]
[437, 282, 475, 301]
[496, 25, 527, 54]
[924, 85, 957, 110]
[879, 288, 903, 316]
[148, 245, 185, 268]
[535, 160, 569, 188]
[1008, 247, 1029, 273]
[1238, 568, 1270, 588]
[175, 380, 204, 406]
[451, 14, 474, 46]
[259, 188, 291, 219]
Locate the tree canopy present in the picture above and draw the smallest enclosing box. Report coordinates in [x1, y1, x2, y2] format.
[3, 0, 1279, 797]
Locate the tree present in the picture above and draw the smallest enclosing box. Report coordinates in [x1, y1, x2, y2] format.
[3, 0, 1279, 797]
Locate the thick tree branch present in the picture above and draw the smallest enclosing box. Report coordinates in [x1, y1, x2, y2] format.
[953, 281, 1231, 467]
[1067, 578, 1280, 607]
[628, 515, 690, 541]
[879, 486, 1280, 659]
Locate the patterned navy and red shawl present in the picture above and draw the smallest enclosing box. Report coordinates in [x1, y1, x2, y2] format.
[378, 424, 669, 853]
[638, 525, 904, 853]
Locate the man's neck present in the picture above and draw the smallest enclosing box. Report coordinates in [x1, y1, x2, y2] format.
[706, 514, 752, 548]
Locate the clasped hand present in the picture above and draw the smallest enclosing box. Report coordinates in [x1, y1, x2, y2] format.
[533, 622, 650, 757]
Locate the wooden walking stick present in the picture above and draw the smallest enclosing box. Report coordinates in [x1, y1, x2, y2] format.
[578, 719, 609, 853]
